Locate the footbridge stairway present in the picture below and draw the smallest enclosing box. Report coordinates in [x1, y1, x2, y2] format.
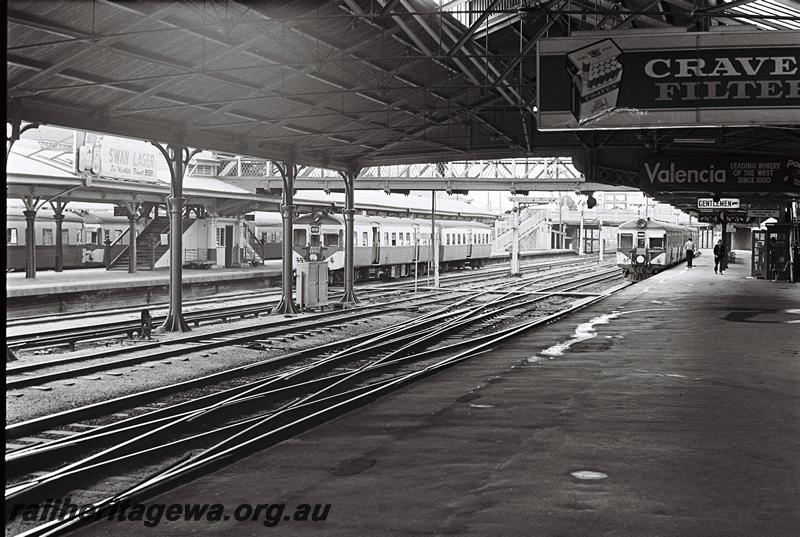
[492, 207, 548, 254]
[110, 217, 193, 270]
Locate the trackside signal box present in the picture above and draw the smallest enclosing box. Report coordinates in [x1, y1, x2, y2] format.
[296, 261, 328, 309]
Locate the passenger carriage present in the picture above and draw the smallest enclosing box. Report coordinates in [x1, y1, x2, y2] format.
[6, 207, 132, 271]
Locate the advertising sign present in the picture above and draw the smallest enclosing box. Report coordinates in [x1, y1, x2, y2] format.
[92, 135, 161, 182]
[537, 31, 800, 129]
[747, 209, 780, 218]
[698, 198, 740, 210]
[640, 155, 800, 192]
[697, 210, 748, 224]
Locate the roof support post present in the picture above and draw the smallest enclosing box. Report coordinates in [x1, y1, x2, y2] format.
[49, 200, 68, 273]
[22, 202, 38, 279]
[338, 170, 361, 305]
[6, 114, 40, 159]
[151, 142, 190, 332]
[272, 161, 300, 315]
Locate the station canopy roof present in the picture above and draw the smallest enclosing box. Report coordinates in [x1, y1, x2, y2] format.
[6, 0, 800, 215]
[6, 135, 494, 219]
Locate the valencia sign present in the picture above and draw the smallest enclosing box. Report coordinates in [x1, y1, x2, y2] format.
[639, 155, 800, 193]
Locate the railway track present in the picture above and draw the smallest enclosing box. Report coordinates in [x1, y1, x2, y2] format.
[6, 262, 617, 390]
[5, 267, 627, 537]
[6, 255, 601, 353]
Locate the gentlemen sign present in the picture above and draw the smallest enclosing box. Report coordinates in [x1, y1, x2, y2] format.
[698, 198, 740, 210]
[640, 155, 800, 193]
[537, 31, 800, 129]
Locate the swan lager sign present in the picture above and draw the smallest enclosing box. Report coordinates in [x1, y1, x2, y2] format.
[640, 155, 800, 193]
[537, 31, 800, 129]
[91, 135, 161, 182]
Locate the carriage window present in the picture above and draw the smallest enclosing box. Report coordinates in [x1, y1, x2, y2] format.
[7, 228, 18, 245]
[76, 230, 82, 244]
[619, 233, 633, 249]
[406, 233, 411, 244]
[362, 232, 368, 246]
[398, 233, 404, 246]
[104, 230, 111, 242]
[391, 233, 397, 246]
[463, 234, 467, 244]
[87, 231, 98, 244]
[261, 231, 268, 242]
[649, 236, 664, 249]
[324, 233, 339, 247]
[637, 238, 646, 248]
[42, 229, 54, 245]
[446, 234, 450, 245]
[457, 234, 461, 245]
[293, 229, 306, 246]
[62, 230, 70, 245]
[115, 230, 123, 240]
[384, 232, 388, 245]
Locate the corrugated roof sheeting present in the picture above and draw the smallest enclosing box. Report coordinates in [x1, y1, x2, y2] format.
[7, 0, 799, 177]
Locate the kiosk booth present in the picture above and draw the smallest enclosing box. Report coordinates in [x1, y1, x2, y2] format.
[752, 223, 792, 282]
[296, 221, 329, 309]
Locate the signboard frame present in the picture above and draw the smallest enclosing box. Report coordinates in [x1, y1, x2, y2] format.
[537, 31, 800, 130]
[697, 198, 740, 210]
[639, 155, 800, 193]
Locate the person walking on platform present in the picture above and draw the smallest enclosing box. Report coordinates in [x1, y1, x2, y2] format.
[683, 237, 695, 268]
[714, 239, 726, 275]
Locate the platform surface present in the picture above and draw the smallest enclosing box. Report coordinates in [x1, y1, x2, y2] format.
[78, 250, 800, 537]
[6, 263, 282, 297]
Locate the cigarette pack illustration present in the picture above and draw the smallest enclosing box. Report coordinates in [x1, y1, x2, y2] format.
[566, 39, 623, 124]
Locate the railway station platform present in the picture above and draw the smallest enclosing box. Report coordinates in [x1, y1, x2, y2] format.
[6, 264, 282, 318]
[78, 248, 800, 537]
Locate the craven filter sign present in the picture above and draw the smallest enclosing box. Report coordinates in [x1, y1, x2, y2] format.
[640, 155, 800, 193]
[537, 31, 800, 129]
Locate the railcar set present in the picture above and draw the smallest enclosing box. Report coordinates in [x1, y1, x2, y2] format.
[616, 217, 696, 281]
[250, 212, 494, 281]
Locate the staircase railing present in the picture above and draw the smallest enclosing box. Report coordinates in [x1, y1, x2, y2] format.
[107, 224, 134, 268]
[110, 217, 168, 268]
[244, 227, 265, 265]
[492, 208, 548, 251]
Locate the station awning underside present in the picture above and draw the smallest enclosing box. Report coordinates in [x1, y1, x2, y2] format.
[7, 0, 800, 210]
[6, 145, 499, 220]
[5, 172, 284, 217]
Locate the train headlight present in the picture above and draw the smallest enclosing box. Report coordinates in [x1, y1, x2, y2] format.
[636, 255, 645, 264]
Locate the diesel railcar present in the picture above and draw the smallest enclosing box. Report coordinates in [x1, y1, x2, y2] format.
[252, 212, 493, 282]
[617, 218, 695, 281]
